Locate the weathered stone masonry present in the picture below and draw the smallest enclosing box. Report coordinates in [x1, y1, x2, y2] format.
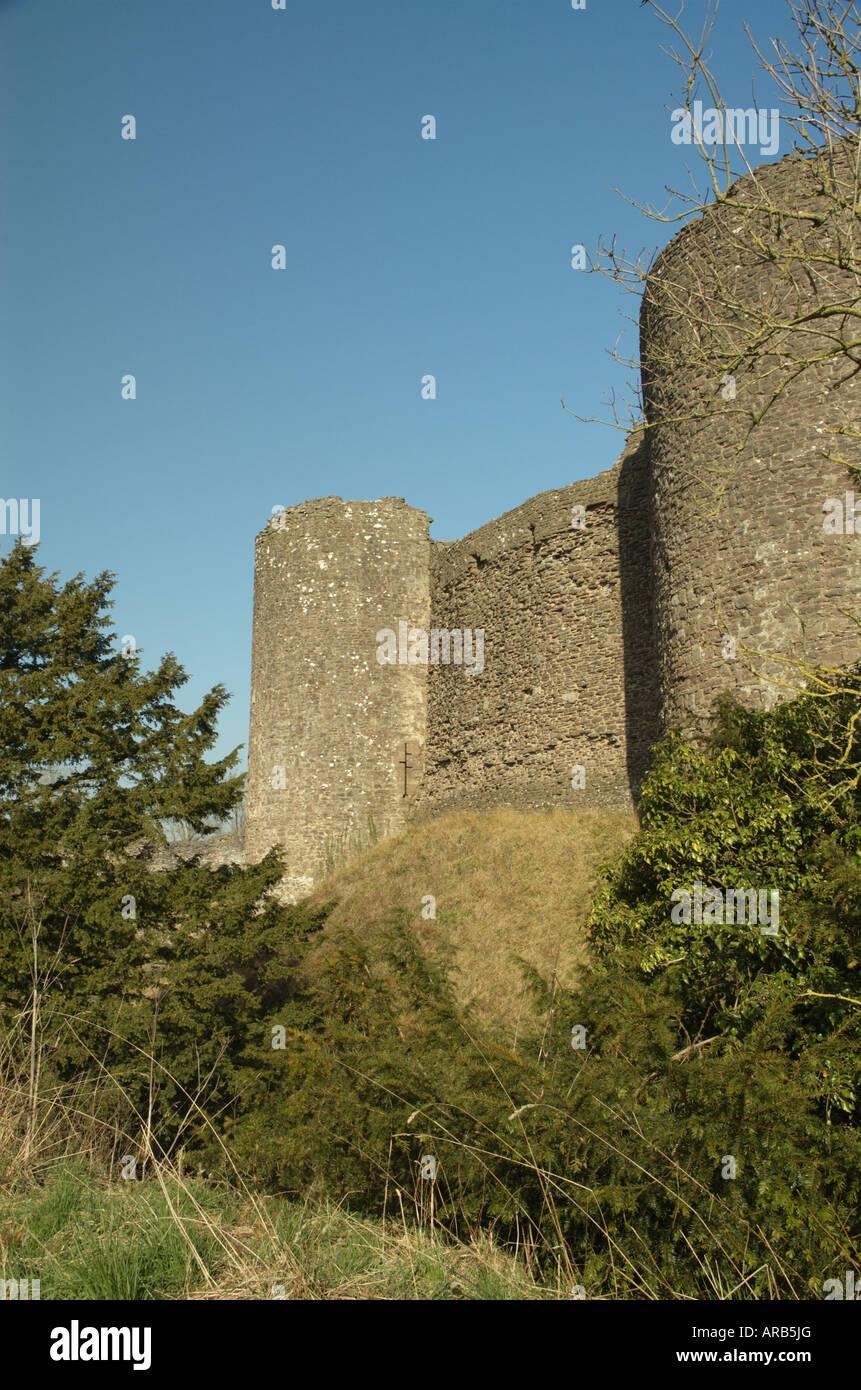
[413, 428, 658, 819]
[246, 145, 860, 895]
[245, 497, 430, 899]
[642, 141, 861, 728]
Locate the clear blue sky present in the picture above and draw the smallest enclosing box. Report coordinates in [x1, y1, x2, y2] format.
[1, 0, 798, 771]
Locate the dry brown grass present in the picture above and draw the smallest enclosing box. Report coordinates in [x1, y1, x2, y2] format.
[309, 806, 637, 1036]
[184, 1199, 547, 1300]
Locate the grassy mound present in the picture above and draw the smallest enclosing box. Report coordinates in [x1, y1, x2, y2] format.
[309, 807, 637, 1034]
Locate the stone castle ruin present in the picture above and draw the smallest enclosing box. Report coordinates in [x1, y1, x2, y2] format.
[245, 143, 860, 899]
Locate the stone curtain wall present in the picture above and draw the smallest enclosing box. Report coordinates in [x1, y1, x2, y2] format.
[245, 497, 430, 898]
[641, 143, 861, 731]
[412, 442, 655, 817]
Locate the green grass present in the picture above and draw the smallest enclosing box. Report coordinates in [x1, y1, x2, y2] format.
[0, 1161, 550, 1301]
[0, 1163, 226, 1300]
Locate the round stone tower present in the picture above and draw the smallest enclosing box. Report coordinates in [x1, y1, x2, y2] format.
[641, 140, 861, 730]
[245, 496, 430, 899]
